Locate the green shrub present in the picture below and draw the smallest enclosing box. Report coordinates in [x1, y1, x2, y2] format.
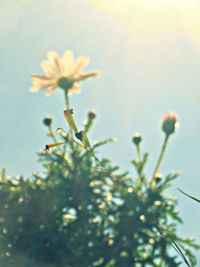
[0, 115, 199, 266]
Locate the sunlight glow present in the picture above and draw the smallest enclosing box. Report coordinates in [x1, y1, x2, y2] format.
[89, 0, 200, 35]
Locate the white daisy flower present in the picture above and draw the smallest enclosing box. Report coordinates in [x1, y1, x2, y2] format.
[29, 50, 100, 96]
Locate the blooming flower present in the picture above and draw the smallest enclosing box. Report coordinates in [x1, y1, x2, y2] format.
[29, 50, 100, 96]
[162, 112, 179, 136]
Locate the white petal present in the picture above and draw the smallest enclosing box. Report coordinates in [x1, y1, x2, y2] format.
[31, 75, 55, 89]
[47, 51, 59, 63]
[32, 74, 52, 81]
[29, 86, 40, 93]
[74, 71, 101, 82]
[73, 57, 90, 75]
[45, 85, 57, 96]
[68, 85, 81, 96]
[62, 50, 74, 74]
[40, 60, 56, 77]
[47, 51, 64, 76]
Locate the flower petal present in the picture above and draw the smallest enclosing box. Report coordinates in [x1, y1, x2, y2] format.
[47, 51, 64, 76]
[62, 50, 74, 74]
[40, 60, 56, 77]
[45, 85, 57, 96]
[74, 71, 101, 82]
[32, 74, 52, 81]
[68, 85, 81, 96]
[29, 86, 40, 93]
[31, 75, 55, 90]
[73, 57, 90, 75]
[47, 51, 59, 63]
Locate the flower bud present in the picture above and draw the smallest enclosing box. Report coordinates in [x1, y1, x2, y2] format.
[43, 116, 52, 127]
[154, 173, 163, 183]
[162, 112, 179, 136]
[132, 132, 142, 145]
[88, 110, 96, 120]
[84, 110, 97, 133]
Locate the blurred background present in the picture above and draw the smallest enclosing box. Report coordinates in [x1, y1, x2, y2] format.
[0, 0, 200, 259]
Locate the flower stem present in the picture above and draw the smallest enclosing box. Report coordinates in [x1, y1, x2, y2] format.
[152, 134, 169, 179]
[64, 90, 74, 151]
[1, 168, 6, 178]
[64, 91, 70, 110]
[48, 125, 57, 143]
[136, 144, 141, 164]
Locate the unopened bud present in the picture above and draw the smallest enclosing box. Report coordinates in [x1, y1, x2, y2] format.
[88, 110, 96, 120]
[162, 112, 179, 136]
[132, 132, 142, 145]
[84, 110, 97, 133]
[43, 116, 52, 127]
[154, 173, 163, 183]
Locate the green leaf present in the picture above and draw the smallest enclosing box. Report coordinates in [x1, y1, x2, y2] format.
[64, 109, 78, 133]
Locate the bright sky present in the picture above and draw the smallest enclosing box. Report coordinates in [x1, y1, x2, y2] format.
[1, 0, 200, 258]
[90, 0, 200, 34]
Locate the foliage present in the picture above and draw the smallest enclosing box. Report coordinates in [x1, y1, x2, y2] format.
[0, 116, 199, 267]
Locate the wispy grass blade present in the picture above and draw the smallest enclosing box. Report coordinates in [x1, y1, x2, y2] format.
[172, 241, 191, 267]
[178, 188, 200, 203]
[158, 229, 191, 267]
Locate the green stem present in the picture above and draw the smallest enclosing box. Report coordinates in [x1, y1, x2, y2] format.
[1, 168, 6, 178]
[64, 90, 75, 152]
[136, 144, 143, 179]
[48, 125, 57, 143]
[64, 91, 70, 110]
[152, 134, 169, 179]
[84, 120, 92, 133]
[136, 144, 141, 164]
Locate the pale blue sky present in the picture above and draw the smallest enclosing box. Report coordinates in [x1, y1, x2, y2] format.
[0, 0, 200, 258]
